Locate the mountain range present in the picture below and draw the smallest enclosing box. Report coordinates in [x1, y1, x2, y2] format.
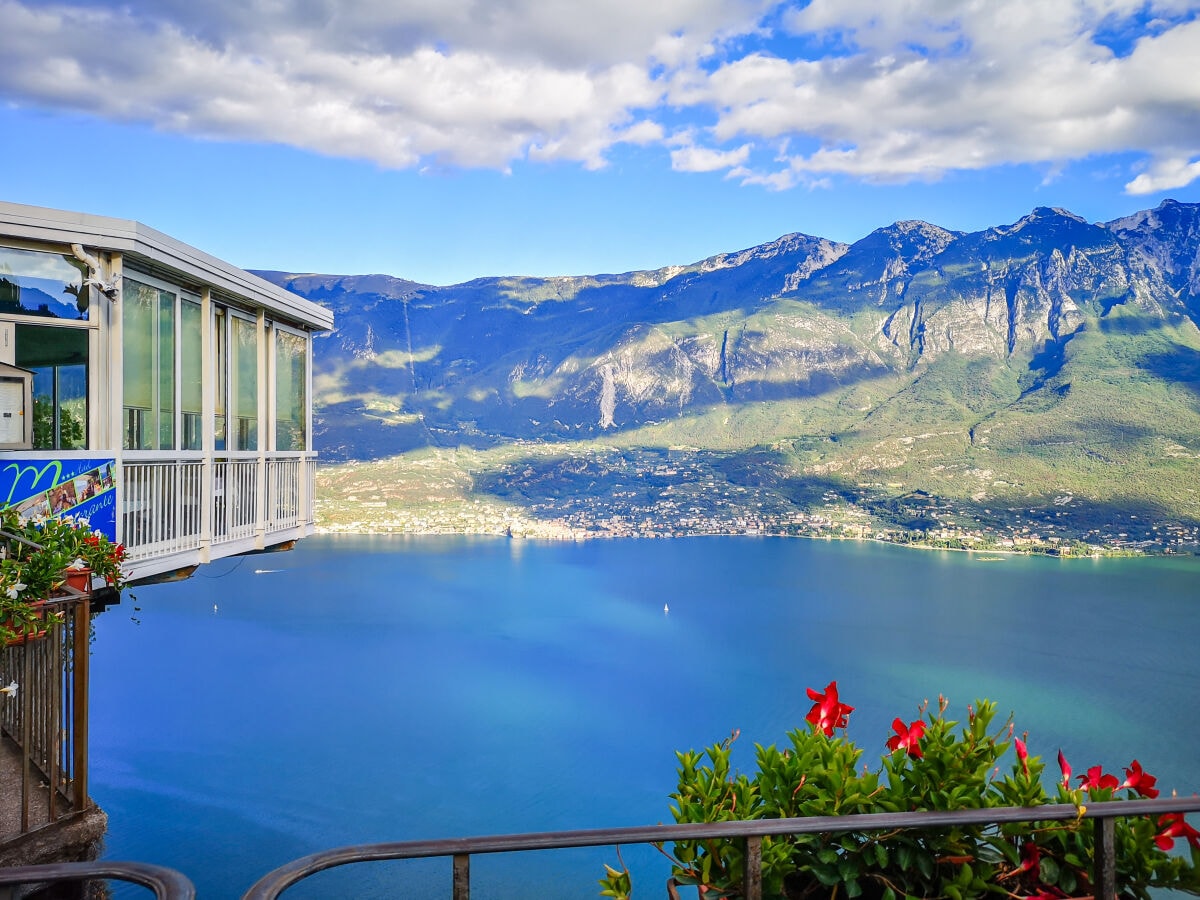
[256, 199, 1200, 549]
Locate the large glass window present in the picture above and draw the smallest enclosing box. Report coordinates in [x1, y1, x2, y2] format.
[231, 314, 258, 450]
[214, 307, 227, 451]
[180, 299, 202, 450]
[123, 278, 175, 450]
[0, 246, 89, 320]
[15, 324, 88, 449]
[274, 329, 306, 451]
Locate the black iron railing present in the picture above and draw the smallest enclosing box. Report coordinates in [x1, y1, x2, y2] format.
[242, 797, 1200, 900]
[0, 589, 91, 837]
[0, 860, 195, 899]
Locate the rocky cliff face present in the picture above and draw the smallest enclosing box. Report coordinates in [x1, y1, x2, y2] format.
[257, 200, 1200, 460]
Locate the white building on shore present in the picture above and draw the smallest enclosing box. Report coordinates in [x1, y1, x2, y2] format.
[0, 201, 333, 583]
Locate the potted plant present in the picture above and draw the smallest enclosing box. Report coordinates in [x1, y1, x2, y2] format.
[0, 507, 127, 644]
[601, 682, 1200, 900]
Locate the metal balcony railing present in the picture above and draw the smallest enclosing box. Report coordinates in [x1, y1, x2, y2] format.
[0, 860, 196, 899]
[0, 591, 91, 839]
[120, 452, 316, 570]
[242, 797, 1200, 900]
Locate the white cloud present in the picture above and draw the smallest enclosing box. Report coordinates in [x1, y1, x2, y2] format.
[670, 141, 752, 172]
[1126, 156, 1200, 194]
[0, 0, 1197, 190]
[666, 1, 1200, 189]
[0, 0, 764, 170]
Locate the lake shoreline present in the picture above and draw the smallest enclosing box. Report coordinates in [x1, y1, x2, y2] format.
[314, 523, 1180, 560]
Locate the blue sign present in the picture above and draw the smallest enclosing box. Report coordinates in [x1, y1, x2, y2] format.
[0, 456, 118, 541]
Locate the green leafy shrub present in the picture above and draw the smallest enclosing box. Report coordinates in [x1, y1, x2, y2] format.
[600, 683, 1200, 899]
[0, 506, 127, 643]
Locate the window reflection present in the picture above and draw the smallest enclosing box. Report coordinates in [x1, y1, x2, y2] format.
[15, 324, 88, 450]
[274, 330, 306, 451]
[231, 315, 257, 451]
[0, 246, 89, 319]
[122, 278, 175, 450]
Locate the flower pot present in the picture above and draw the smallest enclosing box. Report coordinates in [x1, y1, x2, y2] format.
[3, 625, 47, 646]
[2, 599, 48, 645]
[64, 566, 93, 594]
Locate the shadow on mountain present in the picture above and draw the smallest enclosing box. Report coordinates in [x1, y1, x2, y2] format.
[1099, 315, 1162, 336]
[316, 351, 899, 461]
[465, 440, 1200, 549]
[1137, 345, 1200, 399]
[1026, 330, 1079, 383]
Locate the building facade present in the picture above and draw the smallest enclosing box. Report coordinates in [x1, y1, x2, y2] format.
[0, 201, 333, 582]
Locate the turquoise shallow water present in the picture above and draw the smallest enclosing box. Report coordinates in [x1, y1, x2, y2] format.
[89, 535, 1200, 898]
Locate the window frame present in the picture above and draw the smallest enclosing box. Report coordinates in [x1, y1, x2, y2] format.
[121, 270, 201, 452]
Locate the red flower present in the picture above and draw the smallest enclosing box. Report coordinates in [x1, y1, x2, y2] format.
[1014, 736, 1029, 775]
[805, 681, 854, 736]
[1057, 749, 1072, 788]
[1120, 760, 1159, 799]
[1078, 765, 1119, 793]
[1019, 839, 1041, 880]
[1156, 813, 1200, 852]
[886, 718, 926, 758]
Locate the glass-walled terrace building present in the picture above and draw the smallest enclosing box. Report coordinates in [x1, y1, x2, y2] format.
[0, 201, 334, 582]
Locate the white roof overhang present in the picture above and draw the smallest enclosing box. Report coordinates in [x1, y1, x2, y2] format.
[0, 201, 334, 332]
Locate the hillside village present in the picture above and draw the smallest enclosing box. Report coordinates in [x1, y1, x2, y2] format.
[315, 448, 1200, 556]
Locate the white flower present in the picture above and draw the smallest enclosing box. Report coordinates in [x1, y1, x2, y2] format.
[0, 681, 16, 700]
[68, 557, 87, 571]
[4, 580, 26, 600]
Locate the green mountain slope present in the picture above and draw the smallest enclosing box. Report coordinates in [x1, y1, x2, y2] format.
[257, 200, 1200, 552]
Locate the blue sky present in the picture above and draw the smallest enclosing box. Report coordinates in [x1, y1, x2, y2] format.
[1, 0, 1198, 285]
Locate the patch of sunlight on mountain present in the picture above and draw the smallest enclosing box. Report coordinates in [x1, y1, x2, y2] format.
[357, 346, 441, 369]
[511, 378, 564, 399]
[313, 370, 347, 396]
[494, 276, 602, 304]
[356, 395, 420, 426]
[363, 411, 422, 426]
[423, 391, 455, 411]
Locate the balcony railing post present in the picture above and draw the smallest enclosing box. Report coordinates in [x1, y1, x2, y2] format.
[1094, 815, 1116, 900]
[48, 623, 61, 820]
[72, 596, 91, 810]
[452, 853, 470, 900]
[743, 835, 763, 900]
[20, 639, 32, 832]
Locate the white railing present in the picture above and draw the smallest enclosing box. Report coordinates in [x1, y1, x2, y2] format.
[266, 457, 301, 533]
[122, 459, 205, 557]
[121, 453, 314, 569]
[213, 458, 260, 545]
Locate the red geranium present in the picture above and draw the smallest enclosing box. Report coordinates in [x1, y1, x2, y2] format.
[1120, 760, 1160, 799]
[1078, 765, 1119, 793]
[886, 718, 926, 758]
[1015, 736, 1029, 776]
[1019, 839, 1041, 880]
[1057, 749, 1072, 789]
[805, 681, 854, 736]
[1156, 813, 1200, 852]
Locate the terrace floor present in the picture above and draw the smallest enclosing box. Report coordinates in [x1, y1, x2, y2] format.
[0, 736, 106, 868]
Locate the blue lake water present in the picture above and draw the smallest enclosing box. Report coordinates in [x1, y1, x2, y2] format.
[89, 535, 1200, 898]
